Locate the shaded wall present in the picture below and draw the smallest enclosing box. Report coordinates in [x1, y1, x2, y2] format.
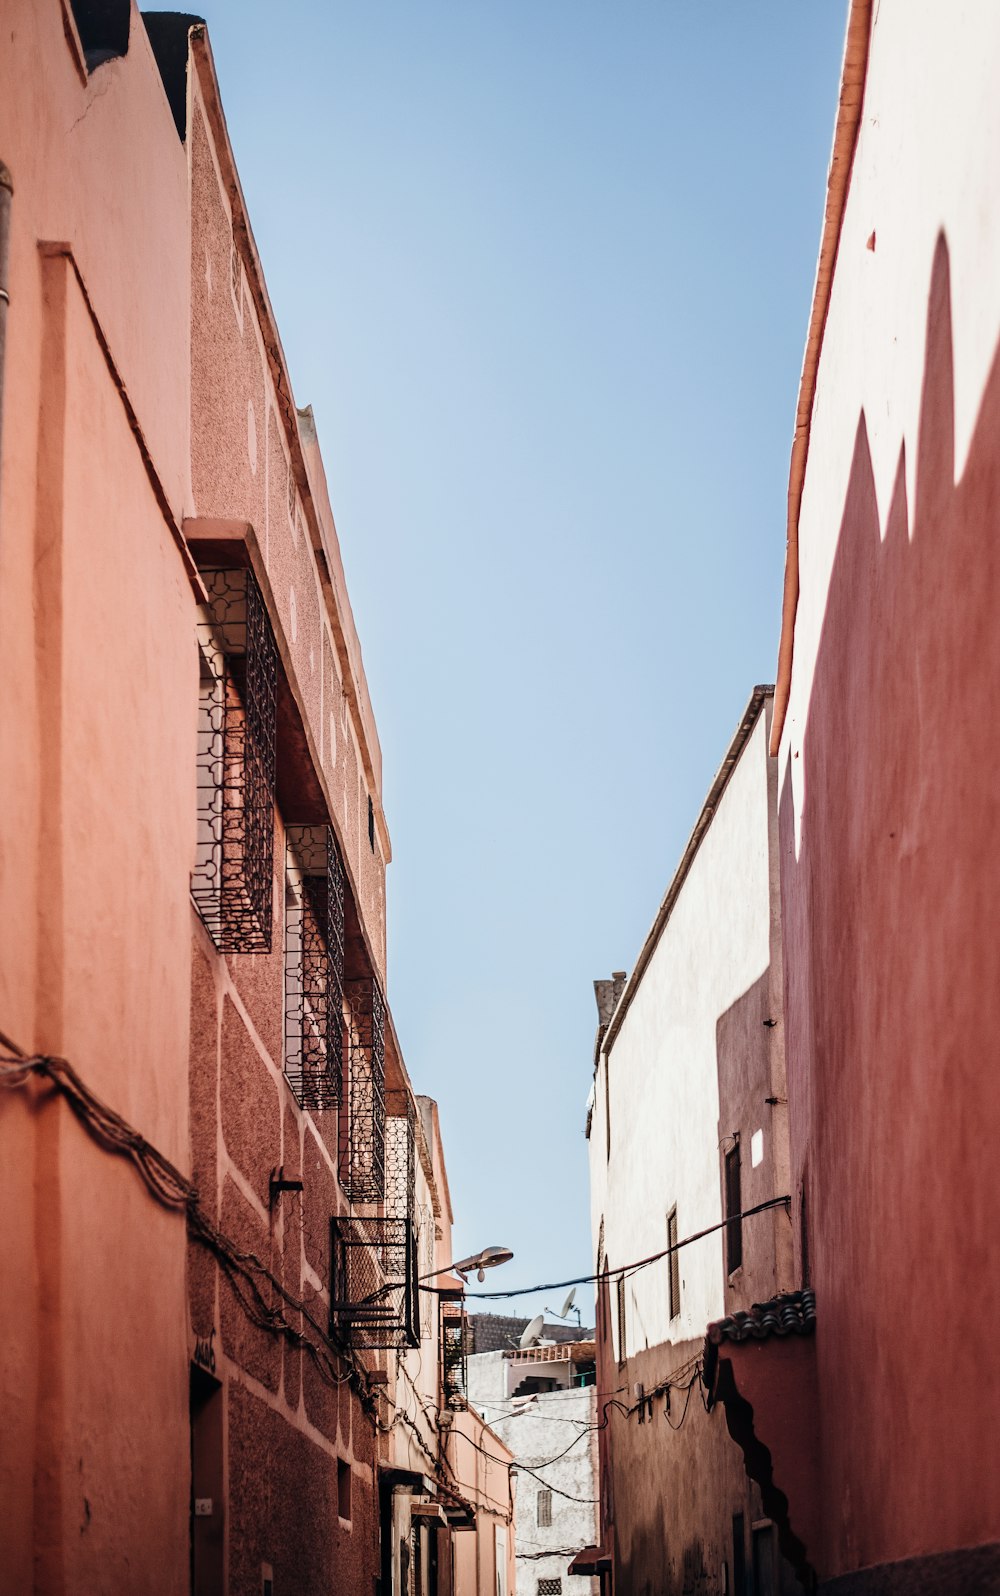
[0, 4, 193, 1590]
[777, 0, 1000, 1580]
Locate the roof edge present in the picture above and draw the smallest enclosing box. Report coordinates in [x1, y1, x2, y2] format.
[770, 0, 874, 757]
[603, 685, 774, 1060]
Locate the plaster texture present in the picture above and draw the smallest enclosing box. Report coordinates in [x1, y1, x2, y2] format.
[0, 5, 194, 1589]
[587, 693, 800, 1595]
[777, 0, 1000, 1580]
[468, 1348, 600, 1596]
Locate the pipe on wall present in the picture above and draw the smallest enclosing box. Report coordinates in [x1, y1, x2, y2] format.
[0, 161, 12, 478]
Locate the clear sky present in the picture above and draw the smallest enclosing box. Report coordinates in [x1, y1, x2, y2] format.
[198, 0, 848, 1322]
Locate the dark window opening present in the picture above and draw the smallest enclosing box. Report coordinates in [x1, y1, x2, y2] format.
[752, 1523, 777, 1596]
[368, 793, 375, 851]
[70, 0, 130, 69]
[800, 1179, 810, 1288]
[725, 1141, 743, 1275]
[667, 1207, 680, 1319]
[732, 1513, 746, 1596]
[338, 1458, 352, 1521]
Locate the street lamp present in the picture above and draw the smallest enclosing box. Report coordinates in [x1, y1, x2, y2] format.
[423, 1246, 514, 1285]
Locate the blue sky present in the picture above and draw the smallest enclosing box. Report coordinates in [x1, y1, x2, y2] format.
[201, 1, 848, 1321]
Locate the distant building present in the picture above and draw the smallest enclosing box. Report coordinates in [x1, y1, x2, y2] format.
[584, 687, 803, 1594]
[468, 1339, 600, 1596]
[466, 1313, 593, 1356]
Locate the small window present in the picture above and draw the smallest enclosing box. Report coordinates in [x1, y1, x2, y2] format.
[538, 1582, 562, 1596]
[725, 1141, 743, 1274]
[732, 1513, 746, 1596]
[536, 1489, 552, 1528]
[752, 1522, 777, 1596]
[337, 1458, 352, 1521]
[615, 1274, 627, 1365]
[69, 0, 129, 69]
[368, 793, 375, 851]
[667, 1207, 680, 1320]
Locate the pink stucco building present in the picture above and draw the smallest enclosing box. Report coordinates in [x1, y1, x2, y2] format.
[0, 6, 513, 1593]
[760, 0, 1000, 1589]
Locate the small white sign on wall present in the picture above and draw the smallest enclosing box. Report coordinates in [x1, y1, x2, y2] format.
[751, 1129, 764, 1168]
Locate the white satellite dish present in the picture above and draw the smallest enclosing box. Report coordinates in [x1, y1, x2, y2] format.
[559, 1288, 576, 1320]
[519, 1313, 545, 1349]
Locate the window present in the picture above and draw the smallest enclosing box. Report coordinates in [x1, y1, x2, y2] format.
[725, 1140, 743, 1274]
[615, 1273, 627, 1365]
[284, 825, 344, 1111]
[667, 1207, 680, 1320]
[193, 568, 277, 954]
[538, 1581, 562, 1596]
[368, 792, 376, 851]
[67, 0, 130, 69]
[732, 1513, 746, 1596]
[337, 1459, 352, 1522]
[752, 1522, 777, 1596]
[536, 1489, 552, 1528]
[340, 975, 386, 1202]
[330, 1215, 418, 1350]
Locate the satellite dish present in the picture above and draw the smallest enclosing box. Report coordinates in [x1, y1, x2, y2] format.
[559, 1288, 577, 1320]
[519, 1314, 545, 1349]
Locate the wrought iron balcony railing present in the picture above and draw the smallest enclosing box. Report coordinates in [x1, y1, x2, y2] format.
[284, 824, 345, 1111]
[192, 568, 277, 954]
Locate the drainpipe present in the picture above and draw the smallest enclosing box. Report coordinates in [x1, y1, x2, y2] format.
[0, 162, 12, 475]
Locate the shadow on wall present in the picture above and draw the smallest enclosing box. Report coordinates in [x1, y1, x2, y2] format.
[779, 230, 1000, 1575]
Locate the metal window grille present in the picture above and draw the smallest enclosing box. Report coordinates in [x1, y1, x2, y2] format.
[725, 1141, 743, 1274]
[441, 1299, 468, 1408]
[536, 1489, 553, 1528]
[385, 1099, 415, 1221]
[284, 825, 345, 1111]
[385, 1102, 419, 1337]
[341, 976, 386, 1203]
[330, 1214, 418, 1350]
[193, 568, 276, 953]
[667, 1207, 680, 1319]
[538, 1582, 562, 1596]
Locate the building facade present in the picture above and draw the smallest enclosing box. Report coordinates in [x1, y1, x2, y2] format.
[467, 1340, 600, 1596]
[763, 0, 1000, 1588]
[0, 5, 512, 1593]
[585, 688, 804, 1596]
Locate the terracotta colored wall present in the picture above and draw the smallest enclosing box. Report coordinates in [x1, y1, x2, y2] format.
[186, 67, 390, 1591]
[777, 0, 1000, 1578]
[187, 68, 388, 984]
[0, 5, 194, 1591]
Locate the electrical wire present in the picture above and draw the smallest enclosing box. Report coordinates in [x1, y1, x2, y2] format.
[463, 1195, 791, 1300]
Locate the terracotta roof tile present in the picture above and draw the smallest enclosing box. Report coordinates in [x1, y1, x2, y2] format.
[703, 1289, 816, 1389]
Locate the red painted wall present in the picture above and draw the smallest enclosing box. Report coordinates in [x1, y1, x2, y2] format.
[781, 231, 1000, 1576]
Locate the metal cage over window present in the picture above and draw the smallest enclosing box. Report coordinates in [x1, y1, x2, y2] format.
[341, 976, 386, 1203]
[385, 1097, 415, 1223]
[330, 1215, 418, 1350]
[192, 568, 277, 953]
[441, 1298, 468, 1409]
[284, 824, 345, 1111]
